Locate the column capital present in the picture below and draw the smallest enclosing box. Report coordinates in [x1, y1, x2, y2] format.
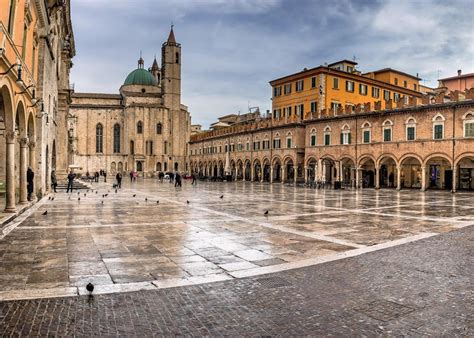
[5, 131, 16, 144]
[20, 137, 29, 148]
[29, 140, 36, 149]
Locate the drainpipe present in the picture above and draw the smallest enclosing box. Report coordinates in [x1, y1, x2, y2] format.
[451, 104, 456, 193]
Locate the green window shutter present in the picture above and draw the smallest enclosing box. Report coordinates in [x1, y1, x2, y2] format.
[348, 132, 351, 144]
[340, 133, 343, 144]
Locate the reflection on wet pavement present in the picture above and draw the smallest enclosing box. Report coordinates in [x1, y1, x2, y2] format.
[0, 180, 472, 295]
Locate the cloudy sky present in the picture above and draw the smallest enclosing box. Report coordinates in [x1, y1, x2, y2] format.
[70, 0, 474, 128]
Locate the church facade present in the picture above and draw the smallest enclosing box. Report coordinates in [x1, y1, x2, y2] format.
[68, 29, 191, 177]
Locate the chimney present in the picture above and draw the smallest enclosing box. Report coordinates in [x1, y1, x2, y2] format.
[458, 69, 462, 76]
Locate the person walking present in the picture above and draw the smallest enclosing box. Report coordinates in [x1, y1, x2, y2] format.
[66, 170, 75, 193]
[27, 167, 34, 201]
[103, 170, 107, 183]
[95, 171, 99, 182]
[130, 171, 133, 182]
[51, 170, 58, 193]
[116, 172, 122, 188]
[191, 173, 196, 185]
[175, 172, 182, 187]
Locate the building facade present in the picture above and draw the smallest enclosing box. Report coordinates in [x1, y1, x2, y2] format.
[190, 96, 474, 192]
[68, 29, 191, 177]
[1, 0, 74, 212]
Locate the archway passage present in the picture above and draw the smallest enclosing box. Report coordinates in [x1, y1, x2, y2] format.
[272, 159, 281, 183]
[263, 160, 271, 182]
[457, 155, 474, 191]
[285, 159, 294, 183]
[359, 157, 375, 188]
[307, 159, 317, 183]
[378, 156, 397, 188]
[425, 156, 452, 190]
[321, 158, 335, 184]
[341, 158, 355, 187]
[400, 156, 422, 189]
[244, 161, 251, 181]
[253, 160, 261, 182]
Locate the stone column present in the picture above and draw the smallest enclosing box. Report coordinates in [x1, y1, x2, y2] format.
[317, 159, 322, 182]
[375, 166, 380, 189]
[19, 138, 29, 204]
[452, 166, 457, 193]
[281, 166, 285, 183]
[338, 162, 342, 183]
[5, 131, 16, 213]
[29, 141, 37, 201]
[234, 167, 238, 181]
[421, 165, 426, 191]
[322, 163, 327, 183]
[294, 166, 297, 184]
[250, 165, 255, 182]
[304, 166, 308, 184]
[314, 166, 318, 183]
[355, 167, 360, 189]
[396, 166, 402, 191]
[270, 166, 274, 183]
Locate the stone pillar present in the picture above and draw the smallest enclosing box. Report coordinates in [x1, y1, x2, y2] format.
[314, 166, 318, 183]
[338, 162, 342, 183]
[421, 165, 426, 191]
[317, 159, 322, 182]
[355, 168, 360, 189]
[375, 166, 380, 189]
[452, 166, 457, 193]
[281, 166, 285, 183]
[29, 141, 37, 201]
[322, 163, 327, 183]
[260, 169, 264, 183]
[396, 166, 402, 191]
[294, 166, 297, 183]
[242, 166, 246, 181]
[304, 166, 308, 184]
[5, 131, 16, 213]
[19, 138, 29, 204]
[270, 166, 274, 183]
[234, 167, 238, 181]
[250, 165, 255, 182]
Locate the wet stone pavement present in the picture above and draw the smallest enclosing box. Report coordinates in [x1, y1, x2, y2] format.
[0, 221, 472, 336]
[0, 180, 473, 298]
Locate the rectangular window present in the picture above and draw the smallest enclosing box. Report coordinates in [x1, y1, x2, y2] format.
[347, 66, 354, 73]
[296, 80, 304, 92]
[273, 139, 281, 149]
[284, 83, 292, 95]
[224, 145, 228, 152]
[324, 134, 330, 146]
[22, 24, 28, 60]
[465, 122, 474, 137]
[311, 77, 317, 88]
[403, 80, 407, 88]
[246, 142, 250, 150]
[363, 130, 370, 143]
[273, 109, 281, 119]
[331, 102, 340, 114]
[372, 87, 380, 98]
[434, 124, 443, 139]
[273, 86, 282, 97]
[310, 101, 317, 113]
[286, 138, 292, 148]
[345, 81, 354, 92]
[394, 78, 398, 85]
[333, 77, 339, 89]
[310, 134, 316, 146]
[394, 93, 400, 102]
[296, 104, 304, 116]
[407, 126, 416, 140]
[359, 84, 367, 95]
[384, 90, 390, 101]
[383, 128, 392, 142]
[413, 84, 417, 91]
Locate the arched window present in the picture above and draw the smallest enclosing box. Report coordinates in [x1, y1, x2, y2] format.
[324, 126, 331, 145]
[96, 123, 103, 153]
[432, 113, 445, 140]
[130, 140, 135, 155]
[463, 111, 474, 138]
[341, 124, 351, 145]
[137, 121, 143, 134]
[310, 128, 317, 146]
[156, 123, 162, 134]
[382, 120, 393, 142]
[156, 162, 162, 171]
[405, 117, 417, 141]
[361, 121, 371, 144]
[286, 132, 293, 148]
[113, 124, 120, 153]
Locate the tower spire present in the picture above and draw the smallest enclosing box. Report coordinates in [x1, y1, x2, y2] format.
[138, 51, 144, 69]
[167, 24, 176, 44]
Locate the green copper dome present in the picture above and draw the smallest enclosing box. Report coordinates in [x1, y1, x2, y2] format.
[124, 68, 157, 86]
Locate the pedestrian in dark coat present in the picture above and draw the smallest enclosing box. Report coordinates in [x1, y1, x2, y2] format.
[116, 172, 122, 188]
[67, 171, 75, 193]
[27, 167, 34, 201]
[51, 170, 58, 193]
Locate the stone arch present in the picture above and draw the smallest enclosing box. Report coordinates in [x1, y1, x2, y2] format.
[399, 153, 423, 166]
[253, 158, 262, 181]
[376, 153, 398, 168]
[320, 153, 337, 162]
[0, 80, 15, 131]
[283, 155, 294, 165]
[358, 154, 377, 167]
[377, 154, 398, 188]
[455, 152, 474, 166]
[272, 155, 282, 166]
[432, 113, 445, 122]
[15, 99, 28, 137]
[423, 153, 453, 167]
[244, 159, 251, 181]
[305, 156, 318, 166]
[400, 154, 423, 189]
[27, 110, 36, 139]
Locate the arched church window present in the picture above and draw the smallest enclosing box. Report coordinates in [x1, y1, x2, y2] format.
[113, 124, 120, 153]
[96, 123, 103, 153]
[156, 123, 162, 134]
[130, 140, 135, 155]
[137, 121, 143, 134]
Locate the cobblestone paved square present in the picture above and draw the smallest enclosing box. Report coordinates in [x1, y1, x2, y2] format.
[0, 180, 472, 299]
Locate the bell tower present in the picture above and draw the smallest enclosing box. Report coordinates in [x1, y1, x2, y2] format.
[161, 25, 181, 111]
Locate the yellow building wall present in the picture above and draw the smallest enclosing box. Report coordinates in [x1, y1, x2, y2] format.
[1, 0, 39, 86]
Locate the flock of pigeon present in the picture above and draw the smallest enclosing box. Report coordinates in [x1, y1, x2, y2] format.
[39, 187, 270, 295]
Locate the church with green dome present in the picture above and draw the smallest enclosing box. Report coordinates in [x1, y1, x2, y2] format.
[67, 28, 191, 176]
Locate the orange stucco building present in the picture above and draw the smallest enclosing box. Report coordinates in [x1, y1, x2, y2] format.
[270, 60, 422, 120]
